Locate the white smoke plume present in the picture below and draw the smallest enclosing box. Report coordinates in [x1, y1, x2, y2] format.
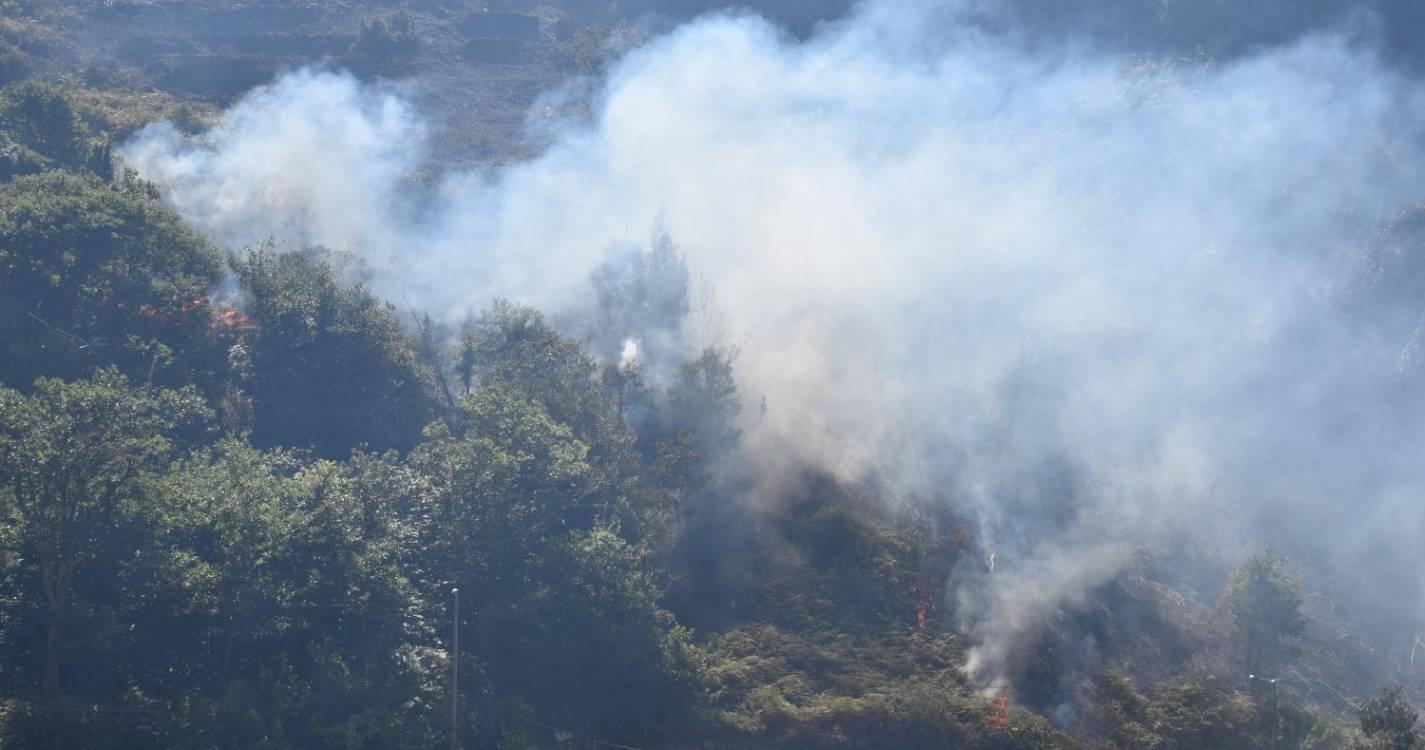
[620, 338, 640, 369]
[121, 0, 1425, 694]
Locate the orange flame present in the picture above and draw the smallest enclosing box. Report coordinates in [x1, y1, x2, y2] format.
[986, 695, 1009, 730]
[910, 583, 930, 629]
[181, 295, 208, 314]
[211, 306, 250, 330]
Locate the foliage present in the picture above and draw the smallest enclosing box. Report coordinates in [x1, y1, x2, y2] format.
[454, 301, 684, 544]
[352, 11, 419, 68]
[1091, 669, 1164, 749]
[1357, 686, 1422, 750]
[411, 311, 704, 742]
[64, 87, 216, 140]
[554, 21, 650, 75]
[1222, 550, 1306, 682]
[588, 223, 690, 365]
[0, 78, 1405, 750]
[147, 442, 439, 749]
[233, 247, 434, 457]
[0, 368, 210, 700]
[457, 300, 605, 431]
[0, 80, 112, 178]
[1086, 668, 1362, 750]
[706, 623, 1074, 749]
[668, 346, 741, 464]
[0, 126, 44, 180]
[0, 41, 30, 92]
[0, 171, 228, 391]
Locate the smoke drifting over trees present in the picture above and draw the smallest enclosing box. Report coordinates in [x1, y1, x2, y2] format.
[119, 0, 1425, 697]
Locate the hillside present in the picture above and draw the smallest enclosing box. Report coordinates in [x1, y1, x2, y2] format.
[2, 1, 1425, 749]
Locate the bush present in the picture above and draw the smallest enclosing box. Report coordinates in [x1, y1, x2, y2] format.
[233, 247, 434, 457]
[0, 171, 227, 390]
[352, 11, 419, 68]
[0, 80, 110, 176]
[0, 38, 30, 86]
[1358, 685, 1422, 750]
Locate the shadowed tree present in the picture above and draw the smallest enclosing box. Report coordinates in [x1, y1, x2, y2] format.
[0, 172, 227, 391]
[589, 223, 690, 370]
[0, 80, 111, 178]
[146, 442, 440, 749]
[234, 247, 433, 457]
[1222, 550, 1306, 685]
[412, 303, 704, 743]
[0, 367, 209, 699]
[668, 346, 741, 465]
[1358, 685, 1423, 750]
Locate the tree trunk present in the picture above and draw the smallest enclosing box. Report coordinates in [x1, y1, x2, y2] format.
[40, 556, 71, 701]
[43, 616, 61, 699]
[221, 614, 237, 679]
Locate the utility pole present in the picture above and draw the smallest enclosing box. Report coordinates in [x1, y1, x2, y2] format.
[450, 587, 459, 750]
[1247, 674, 1279, 750]
[1270, 677, 1280, 750]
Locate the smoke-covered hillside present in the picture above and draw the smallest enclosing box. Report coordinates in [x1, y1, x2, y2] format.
[2, 0, 1425, 748]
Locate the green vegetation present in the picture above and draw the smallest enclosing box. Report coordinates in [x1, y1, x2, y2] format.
[352, 11, 419, 70]
[0, 368, 210, 700]
[668, 347, 741, 465]
[0, 80, 113, 179]
[1223, 550, 1306, 685]
[0, 169, 227, 390]
[0, 28, 1420, 750]
[233, 247, 433, 456]
[1357, 686, 1422, 750]
[0, 2, 51, 87]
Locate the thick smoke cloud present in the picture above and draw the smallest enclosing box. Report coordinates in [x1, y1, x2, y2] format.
[121, 0, 1425, 696]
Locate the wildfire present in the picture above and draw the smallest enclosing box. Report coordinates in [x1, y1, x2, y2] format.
[987, 695, 1010, 730]
[184, 292, 252, 331]
[119, 292, 249, 332]
[211, 306, 250, 330]
[909, 584, 931, 629]
[181, 295, 207, 314]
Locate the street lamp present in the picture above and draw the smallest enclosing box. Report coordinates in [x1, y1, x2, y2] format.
[451, 587, 459, 750]
[1247, 674, 1279, 750]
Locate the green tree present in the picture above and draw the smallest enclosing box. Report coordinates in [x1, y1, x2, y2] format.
[1148, 677, 1263, 750]
[588, 223, 690, 366]
[1222, 550, 1306, 684]
[668, 346, 741, 463]
[351, 10, 419, 69]
[0, 127, 46, 181]
[411, 315, 704, 742]
[457, 300, 608, 433]
[234, 247, 433, 457]
[0, 367, 209, 699]
[147, 442, 439, 749]
[456, 301, 662, 529]
[1358, 685, 1422, 750]
[0, 38, 31, 88]
[0, 80, 111, 178]
[0, 171, 228, 390]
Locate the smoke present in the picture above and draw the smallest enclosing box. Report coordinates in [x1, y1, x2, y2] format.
[587, 222, 693, 379]
[120, 72, 425, 261]
[121, 0, 1425, 697]
[620, 339, 640, 369]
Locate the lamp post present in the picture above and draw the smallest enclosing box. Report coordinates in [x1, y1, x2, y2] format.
[451, 587, 459, 750]
[1247, 674, 1279, 750]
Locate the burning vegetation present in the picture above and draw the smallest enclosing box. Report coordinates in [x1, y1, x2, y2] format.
[1, 1, 1425, 749]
